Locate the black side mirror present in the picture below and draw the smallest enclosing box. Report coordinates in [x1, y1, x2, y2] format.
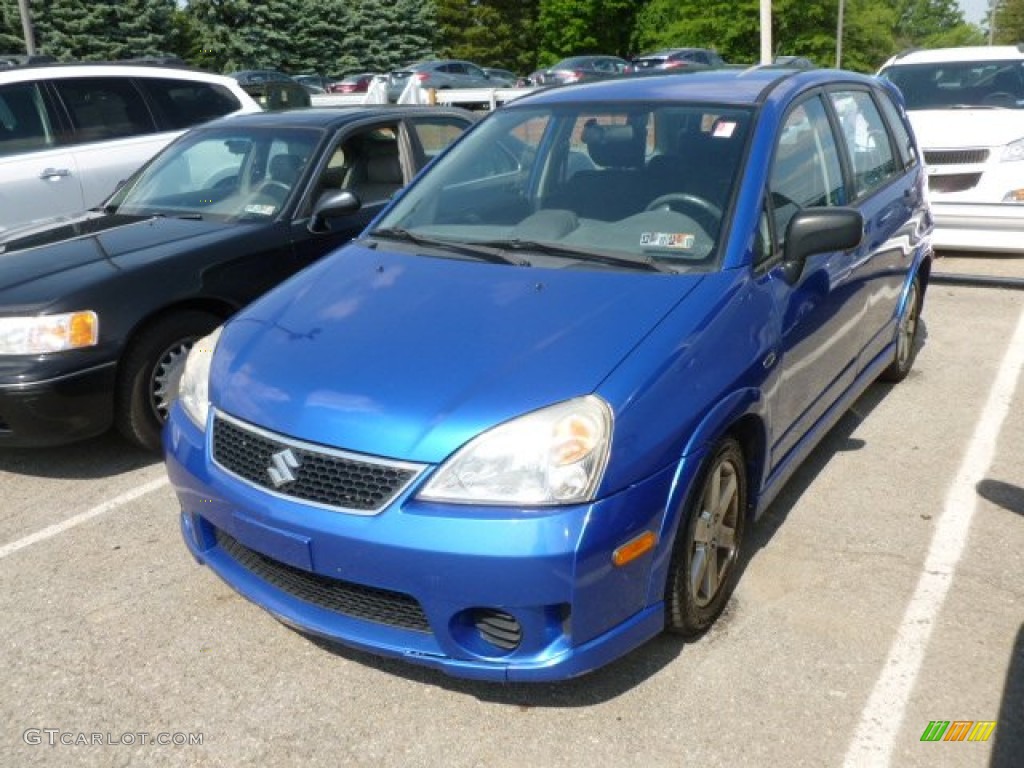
[309, 189, 361, 233]
[781, 207, 863, 284]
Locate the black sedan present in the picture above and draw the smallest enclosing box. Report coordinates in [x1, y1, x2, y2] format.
[533, 55, 632, 86]
[0, 106, 475, 451]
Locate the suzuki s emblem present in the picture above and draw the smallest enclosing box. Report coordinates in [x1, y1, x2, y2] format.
[268, 448, 301, 487]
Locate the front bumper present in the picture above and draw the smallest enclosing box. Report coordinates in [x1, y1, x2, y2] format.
[929, 201, 1024, 253]
[0, 361, 116, 447]
[164, 404, 686, 682]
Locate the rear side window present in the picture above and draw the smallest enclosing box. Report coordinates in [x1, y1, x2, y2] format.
[875, 89, 918, 170]
[136, 78, 242, 130]
[829, 90, 898, 198]
[409, 117, 468, 161]
[0, 82, 55, 156]
[53, 77, 156, 143]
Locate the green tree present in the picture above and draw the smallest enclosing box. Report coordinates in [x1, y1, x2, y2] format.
[10, 0, 178, 61]
[893, 0, 984, 48]
[436, 0, 539, 74]
[994, 0, 1024, 42]
[0, 0, 27, 52]
[536, 0, 647, 64]
[346, 0, 437, 73]
[632, 0, 909, 71]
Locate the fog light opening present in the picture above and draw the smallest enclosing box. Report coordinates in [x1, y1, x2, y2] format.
[472, 608, 522, 651]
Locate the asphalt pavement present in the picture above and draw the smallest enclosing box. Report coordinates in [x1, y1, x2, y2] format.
[1, 262, 1021, 768]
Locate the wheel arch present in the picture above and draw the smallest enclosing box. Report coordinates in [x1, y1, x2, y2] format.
[645, 390, 768, 605]
[117, 297, 238, 370]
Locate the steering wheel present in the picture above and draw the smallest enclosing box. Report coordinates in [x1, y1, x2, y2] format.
[645, 192, 723, 232]
[246, 180, 291, 208]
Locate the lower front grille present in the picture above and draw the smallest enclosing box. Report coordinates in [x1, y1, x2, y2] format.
[928, 173, 981, 194]
[215, 528, 431, 633]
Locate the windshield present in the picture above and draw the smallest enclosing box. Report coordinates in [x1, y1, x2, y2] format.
[374, 102, 752, 272]
[881, 60, 1024, 109]
[108, 126, 320, 220]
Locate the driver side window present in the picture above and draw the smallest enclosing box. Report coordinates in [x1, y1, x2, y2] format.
[769, 96, 844, 254]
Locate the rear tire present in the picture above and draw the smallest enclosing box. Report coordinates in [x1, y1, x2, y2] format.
[665, 437, 747, 638]
[115, 310, 221, 452]
[880, 276, 921, 383]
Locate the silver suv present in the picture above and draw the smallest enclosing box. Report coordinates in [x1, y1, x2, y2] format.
[0, 62, 260, 234]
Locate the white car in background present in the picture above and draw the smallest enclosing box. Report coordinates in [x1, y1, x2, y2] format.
[0, 62, 260, 234]
[878, 45, 1024, 253]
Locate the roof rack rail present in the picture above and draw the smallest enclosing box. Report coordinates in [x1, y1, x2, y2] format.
[0, 53, 57, 69]
[0, 54, 190, 71]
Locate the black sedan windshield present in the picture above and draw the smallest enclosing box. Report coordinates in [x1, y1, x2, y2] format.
[110, 126, 321, 220]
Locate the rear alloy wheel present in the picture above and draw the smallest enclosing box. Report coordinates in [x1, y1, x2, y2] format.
[115, 310, 221, 452]
[880, 276, 921, 383]
[665, 437, 747, 638]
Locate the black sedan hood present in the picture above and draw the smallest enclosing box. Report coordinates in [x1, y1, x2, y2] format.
[0, 210, 238, 294]
[0, 210, 150, 253]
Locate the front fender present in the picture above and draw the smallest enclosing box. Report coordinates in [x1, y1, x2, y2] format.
[643, 387, 767, 606]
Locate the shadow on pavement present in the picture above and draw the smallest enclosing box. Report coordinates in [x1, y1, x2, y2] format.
[992, 623, 1023, 767]
[977, 479, 1024, 516]
[0, 430, 158, 479]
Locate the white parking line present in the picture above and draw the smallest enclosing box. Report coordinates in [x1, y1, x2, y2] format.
[0, 476, 169, 561]
[843, 304, 1024, 767]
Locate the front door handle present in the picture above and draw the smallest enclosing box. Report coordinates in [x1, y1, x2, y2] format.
[39, 167, 72, 179]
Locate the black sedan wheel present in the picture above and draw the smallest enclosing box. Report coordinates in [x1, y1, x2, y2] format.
[665, 437, 747, 638]
[115, 310, 221, 452]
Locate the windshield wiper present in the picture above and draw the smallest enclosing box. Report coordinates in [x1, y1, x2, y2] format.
[472, 238, 669, 273]
[368, 227, 529, 266]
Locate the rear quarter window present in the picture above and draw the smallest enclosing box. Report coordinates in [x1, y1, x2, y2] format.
[0, 82, 56, 156]
[53, 77, 157, 143]
[136, 78, 243, 130]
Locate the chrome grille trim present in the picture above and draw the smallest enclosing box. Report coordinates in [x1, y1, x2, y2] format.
[211, 410, 426, 515]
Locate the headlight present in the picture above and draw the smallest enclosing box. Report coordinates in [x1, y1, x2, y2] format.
[178, 326, 223, 428]
[0, 311, 99, 355]
[1000, 138, 1024, 163]
[419, 395, 613, 506]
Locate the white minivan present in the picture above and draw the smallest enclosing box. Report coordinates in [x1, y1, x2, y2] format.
[878, 45, 1024, 253]
[0, 62, 261, 234]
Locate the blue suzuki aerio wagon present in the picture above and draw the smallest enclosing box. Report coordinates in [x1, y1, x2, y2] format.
[165, 67, 933, 682]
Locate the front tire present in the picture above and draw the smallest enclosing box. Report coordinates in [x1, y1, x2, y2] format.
[665, 437, 747, 638]
[115, 310, 221, 452]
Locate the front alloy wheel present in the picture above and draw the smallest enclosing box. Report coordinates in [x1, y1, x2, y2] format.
[666, 437, 747, 637]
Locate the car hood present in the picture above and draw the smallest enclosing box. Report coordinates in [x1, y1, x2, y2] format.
[212, 244, 704, 464]
[0, 211, 241, 294]
[906, 109, 1024, 148]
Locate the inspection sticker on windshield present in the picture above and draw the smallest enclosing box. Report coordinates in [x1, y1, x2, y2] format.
[713, 121, 737, 138]
[640, 232, 695, 249]
[243, 203, 276, 216]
